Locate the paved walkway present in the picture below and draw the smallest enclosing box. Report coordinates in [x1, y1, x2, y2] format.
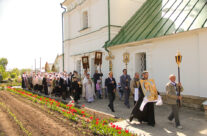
[79, 97, 207, 136]
[26, 90, 207, 136]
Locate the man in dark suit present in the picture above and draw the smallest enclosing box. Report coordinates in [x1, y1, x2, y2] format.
[105, 72, 116, 112]
[120, 69, 131, 108]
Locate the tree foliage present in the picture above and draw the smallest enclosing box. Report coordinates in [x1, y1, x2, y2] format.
[0, 65, 9, 80]
[10, 73, 17, 78]
[0, 58, 8, 69]
[11, 68, 20, 76]
[20, 69, 32, 75]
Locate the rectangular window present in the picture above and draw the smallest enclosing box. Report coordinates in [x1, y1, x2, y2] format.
[135, 52, 147, 75]
[82, 11, 88, 29]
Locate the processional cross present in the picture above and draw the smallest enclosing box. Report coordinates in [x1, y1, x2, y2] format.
[105, 51, 114, 71]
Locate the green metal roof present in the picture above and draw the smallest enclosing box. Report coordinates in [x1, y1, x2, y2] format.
[105, 0, 207, 48]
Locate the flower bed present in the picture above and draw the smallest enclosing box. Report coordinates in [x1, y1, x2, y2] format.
[6, 87, 136, 136]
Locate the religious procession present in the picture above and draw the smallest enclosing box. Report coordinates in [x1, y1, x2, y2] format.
[1, 0, 207, 135]
[21, 70, 97, 104]
[21, 52, 184, 129]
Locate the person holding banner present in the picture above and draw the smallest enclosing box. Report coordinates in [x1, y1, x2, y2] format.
[129, 71, 161, 127]
[166, 74, 184, 129]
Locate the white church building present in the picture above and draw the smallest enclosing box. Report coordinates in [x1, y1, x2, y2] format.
[61, 0, 146, 79]
[62, 0, 207, 107]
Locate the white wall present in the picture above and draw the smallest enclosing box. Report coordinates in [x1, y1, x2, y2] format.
[110, 30, 207, 98]
[63, 0, 146, 40]
[198, 30, 207, 97]
[64, 27, 109, 74]
[63, 0, 148, 83]
[64, 0, 108, 40]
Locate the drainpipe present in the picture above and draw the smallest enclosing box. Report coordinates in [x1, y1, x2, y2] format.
[104, 0, 111, 52]
[61, 3, 66, 72]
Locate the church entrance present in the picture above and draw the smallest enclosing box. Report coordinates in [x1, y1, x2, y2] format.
[135, 52, 146, 76]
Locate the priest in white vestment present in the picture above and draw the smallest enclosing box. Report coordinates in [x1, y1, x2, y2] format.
[83, 74, 95, 103]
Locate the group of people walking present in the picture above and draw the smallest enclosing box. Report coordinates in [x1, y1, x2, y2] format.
[22, 71, 93, 103]
[22, 69, 184, 129]
[105, 69, 183, 129]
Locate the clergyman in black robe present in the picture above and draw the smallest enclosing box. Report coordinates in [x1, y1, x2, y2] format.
[71, 77, 80, 104]
[129, 71, 156, 127]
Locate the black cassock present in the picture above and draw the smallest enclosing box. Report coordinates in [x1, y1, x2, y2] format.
[130, 82, 155, 126]
[71, 81, 80, 102]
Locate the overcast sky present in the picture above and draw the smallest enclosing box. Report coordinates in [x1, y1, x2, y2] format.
[0, 0, 64, 70]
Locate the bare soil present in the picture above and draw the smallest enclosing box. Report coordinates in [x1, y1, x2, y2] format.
[0, 90, 93, 136]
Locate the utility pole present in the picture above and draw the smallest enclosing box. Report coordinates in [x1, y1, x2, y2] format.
[40, 57, 41, 72]
[35, 59, 36, 74]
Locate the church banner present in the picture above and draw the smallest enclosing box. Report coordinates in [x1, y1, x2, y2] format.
[94, 52, 102, 65]
[139, 79, 158, 101]
[82, 56, 89, 69]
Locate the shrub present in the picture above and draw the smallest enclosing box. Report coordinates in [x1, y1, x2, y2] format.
[11, 73, 17, 78]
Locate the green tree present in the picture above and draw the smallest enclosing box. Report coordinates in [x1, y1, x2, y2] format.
[20, 69, 32, 75]
[0, 65, 9, 80]
[0, 58, 8, 69]
[11, 68, 20, 76]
